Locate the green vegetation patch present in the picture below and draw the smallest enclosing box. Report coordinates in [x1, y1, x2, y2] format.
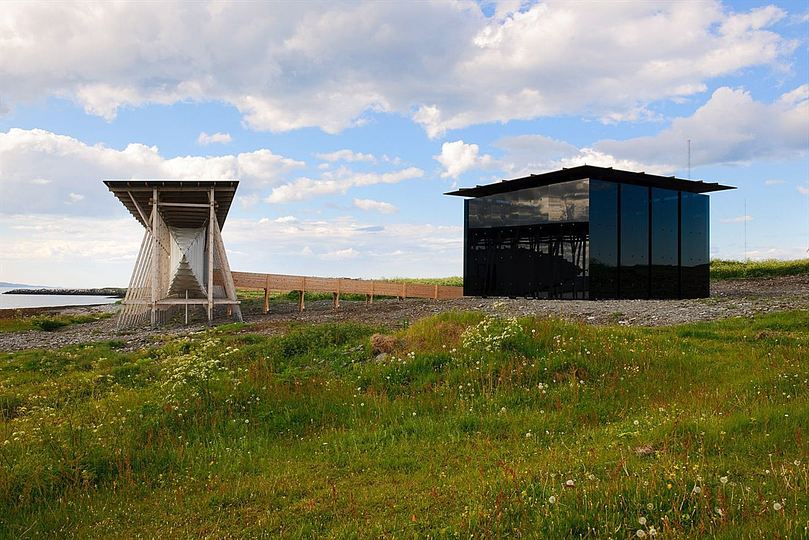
[0, 311, 807, 537]
[711, 258, 809, 280]
[0, 312, 112, 333]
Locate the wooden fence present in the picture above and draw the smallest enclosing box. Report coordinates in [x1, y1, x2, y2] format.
[231, 271, 464, 312]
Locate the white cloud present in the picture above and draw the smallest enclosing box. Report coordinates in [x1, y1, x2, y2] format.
[66, 192, 84, 203]
[764, 179, 785, 186]
[0, 2, 797, 135]
[720, 215, 753, 223]
[198, 131, 232, 145]
[0, 128, 305, 215]
[798, 186, 809, 196]
[315, 149, 375, 163]
[266, 166, 424, 203]
[595, 86, 809, 170]
[435, 140, 493, 179]
[274, 215, 298, 223]
[353, 198, 397, 214]
[321, 248, 360, 261]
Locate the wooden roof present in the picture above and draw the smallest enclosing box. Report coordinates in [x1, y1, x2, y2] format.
[104, 180, 239, 229]
[445, 165, 735, 198]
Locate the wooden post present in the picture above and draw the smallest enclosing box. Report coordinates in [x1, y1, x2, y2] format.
[184, 289, 188, 325]
[365, 294, 370, 306]
[298, 290, 305, 312]
[207, 187, 214, 323]
[150, 188, 158, 328]
[263, 288, 269, 313]
[434, 284, 439, 300]
[332, 292, 340, 310]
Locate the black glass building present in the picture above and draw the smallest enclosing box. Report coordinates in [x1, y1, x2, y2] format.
[446, 165, 735, 299]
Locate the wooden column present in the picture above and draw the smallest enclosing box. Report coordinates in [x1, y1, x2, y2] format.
[263, 288, 269, 313]
[150, 188, 158, 328]
[207, 187, 214, 323]
[298, 290, 305, 312]
[332, 292, 340, 310]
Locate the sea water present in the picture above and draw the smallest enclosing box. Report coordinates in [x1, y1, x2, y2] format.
[0, 287, 119, 309]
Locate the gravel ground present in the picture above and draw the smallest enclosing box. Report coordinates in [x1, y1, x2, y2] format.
[2, 275, 808, 352]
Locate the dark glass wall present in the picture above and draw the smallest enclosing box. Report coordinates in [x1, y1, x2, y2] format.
[463, 178, 711, 300]
[620, 184, 649, 299]
[680, 192, 709, 298]
[465, 180, 589, 298]
[589, 180, 618, 299]
[651, 188, 679, 298]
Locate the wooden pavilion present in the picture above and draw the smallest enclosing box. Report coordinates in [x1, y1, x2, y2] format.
[104, 180, 242, 329]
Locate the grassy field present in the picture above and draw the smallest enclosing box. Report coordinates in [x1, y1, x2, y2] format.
[710, 259, 809, 280]
[1, 310, 807, 538]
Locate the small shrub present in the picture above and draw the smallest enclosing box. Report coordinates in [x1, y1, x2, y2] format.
[31, 317, 69, 332]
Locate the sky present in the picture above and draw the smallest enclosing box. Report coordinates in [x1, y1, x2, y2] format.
[0, 0, 807, 288]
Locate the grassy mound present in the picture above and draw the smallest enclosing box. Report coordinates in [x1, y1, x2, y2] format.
[0, 311, 807, 537]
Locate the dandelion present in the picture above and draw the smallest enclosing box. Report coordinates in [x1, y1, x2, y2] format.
[773, 502, 783, 511]
[634, 420, 640, 426]
[565, 479, 575, 488]
[646, 503, 654, 511]
[636, 530, 647, 538]
[548, 495, 556, 504]
[720, 476, 728, 485]
[638, 516, 647, 525]
[692, 486, 702, 495]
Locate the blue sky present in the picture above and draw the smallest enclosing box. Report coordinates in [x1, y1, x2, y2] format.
[0, 0, 807, 287]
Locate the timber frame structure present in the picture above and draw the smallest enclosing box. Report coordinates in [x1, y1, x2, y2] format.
[104, 180, 242, 329]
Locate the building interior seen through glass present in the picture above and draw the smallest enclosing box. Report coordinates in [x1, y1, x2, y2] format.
[465, 180, 590, 298]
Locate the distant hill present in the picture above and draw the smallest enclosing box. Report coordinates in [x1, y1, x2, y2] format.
[0, 282, 53, 288]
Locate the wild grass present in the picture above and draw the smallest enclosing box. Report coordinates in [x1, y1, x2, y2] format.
[0, 311, 807, 537]
[0, 312, 112, 333]
[711, 258, 809, 280]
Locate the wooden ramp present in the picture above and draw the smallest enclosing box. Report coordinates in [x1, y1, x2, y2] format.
[231, 271, 464, 312]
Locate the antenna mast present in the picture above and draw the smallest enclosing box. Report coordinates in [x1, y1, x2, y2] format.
[687, 139, 691, 180]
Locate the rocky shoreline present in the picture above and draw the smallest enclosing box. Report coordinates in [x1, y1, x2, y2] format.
[3, 287, 126, 297]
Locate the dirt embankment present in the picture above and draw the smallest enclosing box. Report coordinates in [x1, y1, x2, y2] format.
[1, 275, 807, 353]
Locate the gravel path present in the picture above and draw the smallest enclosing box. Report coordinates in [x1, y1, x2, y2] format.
[2, 275, 807, 352]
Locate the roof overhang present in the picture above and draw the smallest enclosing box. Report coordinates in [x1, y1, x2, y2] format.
[104, 179, 239, 229]
[445, 165, 736, 198]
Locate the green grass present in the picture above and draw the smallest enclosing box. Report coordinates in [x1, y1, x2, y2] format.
[1, 311, 807, 537]
[0, 312, 112, 333]
[711, 258, 809, 280]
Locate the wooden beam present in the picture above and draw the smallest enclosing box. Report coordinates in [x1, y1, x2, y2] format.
[207, 188, 214, 323]
[211, 213, 243, 322]
[157, 202, 214, 208]
[150, 188, 158, 328]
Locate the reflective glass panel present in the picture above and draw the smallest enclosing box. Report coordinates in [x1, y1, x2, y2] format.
[681, 192, 709, 298]
[588, 180, 618, 299]
[467, 180, 589, 228]
[651, 188, 679, 298]
[619, 184, 649, 299]
[464, 179, 590, 298]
